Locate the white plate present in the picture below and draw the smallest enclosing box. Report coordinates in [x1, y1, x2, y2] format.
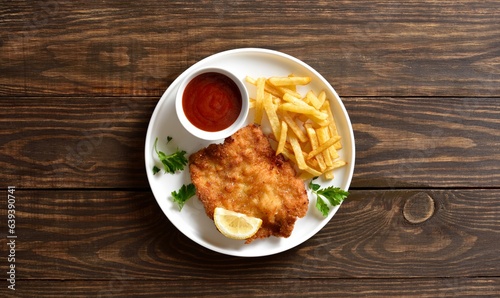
[144, 48, 355, 257]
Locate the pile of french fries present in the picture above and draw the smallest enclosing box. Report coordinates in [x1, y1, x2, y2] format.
[246, 75, 346, 180]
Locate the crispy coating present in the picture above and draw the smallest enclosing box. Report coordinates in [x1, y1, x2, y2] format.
[189, 124, 308, 243]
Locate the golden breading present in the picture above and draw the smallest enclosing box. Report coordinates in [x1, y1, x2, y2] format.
[189, 124, 308, 243]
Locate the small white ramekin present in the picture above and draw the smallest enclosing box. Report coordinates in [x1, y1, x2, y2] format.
[175, 67, 249, 141]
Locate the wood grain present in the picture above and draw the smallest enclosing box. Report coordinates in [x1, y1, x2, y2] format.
[3, 189, 498, 280]
[1, 0, 499, 97]
[0, 97, 155, 188]
[5, 278, 500, 297]
[347, 96, 500, 188]
[1, 96, 498, 188]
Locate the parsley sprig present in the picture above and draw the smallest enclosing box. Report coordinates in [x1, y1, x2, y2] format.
[152, 137, 188, 175]
[171, 183, 196, 210]
[309, 178, 349, 217]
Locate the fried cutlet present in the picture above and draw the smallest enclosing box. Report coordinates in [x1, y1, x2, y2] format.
[189, 124, 309, 243]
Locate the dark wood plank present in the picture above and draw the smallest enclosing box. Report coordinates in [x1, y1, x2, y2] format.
[1, 96, 498, 188]
[0, 97, 156, 188]
[346, 96, 500, 188]
[4, 189, 499, 280]
[1, 0, 499, 97]
[5, 278, 500, 297]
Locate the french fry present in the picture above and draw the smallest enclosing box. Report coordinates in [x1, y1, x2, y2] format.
[248, 76, 297, 100]
[245, 76, 257, 85]
[326, 160, 347, 171]
[279, 103, 328, 121]
[324, 170, 334, 180]
[317, 90, 326, 108]
[306, 90, 322, 110]
[319, 123, 340, 157]
[304, 113, 330, 127]
[264, 82, 283, 98]
[254, 78, 265, 124]
[268, 76, 311, 86]
[263, 93, 281, 140]
[276, 86, 302, 99]
[304, 165, 323, 177]
[299, 171, 317, 181]
[288, 132, 307, 170]
[316, 126, 333, 167]
[305, 124, 326, 171]
[283, 74, 298, 92]
[282, 147, 321, 177]
[282, 93, 308, 106]
[276, 120, 288, 155]
[307, 133, 341, 161]
[282, 111, 308, 143]
[283, 93, 329, 120]
[279, 102, 312, 114]
[322, 100, 342, 150]
[280, 147, 297, 166]
[328, 138, 340, 160]
[249, 99, 256, 109]
[323, 160, 348, 180]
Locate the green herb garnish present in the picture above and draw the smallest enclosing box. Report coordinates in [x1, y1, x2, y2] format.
[309, 178, 349, 217]
[152, 165, 161, 175]
[153, 137, 188, 174]
[171, 183, 196, 210]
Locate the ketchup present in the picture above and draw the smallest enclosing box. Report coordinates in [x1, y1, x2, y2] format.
[182, 72, 242, 132]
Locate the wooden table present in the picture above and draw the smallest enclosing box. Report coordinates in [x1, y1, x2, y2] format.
[1, 1, 499, 296]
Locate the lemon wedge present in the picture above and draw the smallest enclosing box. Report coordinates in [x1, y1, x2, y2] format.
[213, 207, 263, 240]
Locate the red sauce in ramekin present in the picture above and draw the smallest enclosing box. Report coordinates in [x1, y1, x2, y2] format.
[182, 72, 243, 132]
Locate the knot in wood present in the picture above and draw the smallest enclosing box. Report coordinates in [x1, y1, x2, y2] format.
[403, 192, 435, 224]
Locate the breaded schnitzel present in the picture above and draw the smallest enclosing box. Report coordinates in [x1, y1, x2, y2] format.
[189, 124, 309, 243]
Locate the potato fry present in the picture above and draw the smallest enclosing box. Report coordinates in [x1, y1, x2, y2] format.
[326, 160, 347, 171]
[327, 138, 340, 160]
[245, 76, 257, 85]
[324, 170, 334, 180]
[307, 133, 341, 161]
[306, 90, 322, 110]
[264, 82, 283, 98]
[323, 160, 347, 179]
[288, 133, 307, 170]
[248, 76, 297, 99]
[268, 76, 311, 86]
[276, 120, 288, 155]
[282, 111, 307, 143]
[316, 126, 333, 167]
[279, 103, 328, 121]
[281, 93, 308, 106]
[317, 90, 326, 108]
[322, 100, 342, 150]
[283, 93, 328, 120]
[263, 93, 280, 140]
[282, 147, 321, 177]
[305, 124, 326, 171]
[299, 171, 317, 181]
[284, 74, 298, 92]
[276, 86, 302, 99]
[280, 147, 297, 166]
[304, 165, 323, 177]
[254, 78, 266, 124]
[304, 113, 330, 127]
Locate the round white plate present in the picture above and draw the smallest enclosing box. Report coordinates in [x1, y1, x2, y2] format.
[145, 48, 355, 257]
